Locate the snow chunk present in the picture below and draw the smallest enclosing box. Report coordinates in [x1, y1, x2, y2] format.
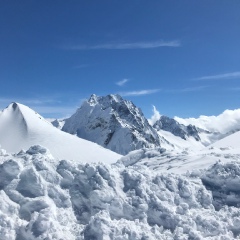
[0, 160, 20, 189]
[202, 161, 240, 209]
[0, 146, 240, 239]
[16, 167, 46, 198]
[26, 145, 49, 155]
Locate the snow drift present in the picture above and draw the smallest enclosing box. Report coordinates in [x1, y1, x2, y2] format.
[0, 102, 121, 164]
[0, 146, 240, 239]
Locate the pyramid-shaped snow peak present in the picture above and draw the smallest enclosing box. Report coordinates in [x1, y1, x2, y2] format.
[0, 102, 121, 163]
[62, 94, 161, 155]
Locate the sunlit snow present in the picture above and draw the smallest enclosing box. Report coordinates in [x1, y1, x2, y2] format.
[0, 145, 240, 239]
[1, 99, 240, 239]
[0, 103, 121, 164]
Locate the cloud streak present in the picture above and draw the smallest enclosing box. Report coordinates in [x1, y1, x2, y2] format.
[0, 97, 60, 106]
[194, 71, 240, 81]
[73, 64, 89, 69]
[65, 40, 181, 50]
[31, 106, 76, 116]
[119, 89, 160, 97]
[116, 79, 128, 86]
[166, 86, 207, 93]
[0, 97, 74, 118]
[228, 87, 240, 91]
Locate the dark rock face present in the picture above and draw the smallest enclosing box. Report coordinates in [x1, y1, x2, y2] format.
[62, 94, 161, 155]
[153, 116, 201, 141]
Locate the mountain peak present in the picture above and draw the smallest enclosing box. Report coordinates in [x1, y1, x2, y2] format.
[88, 94, 98, 106]
[6, 102, 23, 113]
[63, 94, 161, 155]
[88, 94, 124, 106]
[11, 102, 18, 110]
[0, 102, 121, 162]
[6, 102, 46, 124]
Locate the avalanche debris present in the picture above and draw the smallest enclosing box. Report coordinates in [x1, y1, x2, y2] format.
[0, 145, 240, 239]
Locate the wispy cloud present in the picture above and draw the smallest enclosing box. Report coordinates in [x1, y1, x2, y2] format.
[166, 86, 207, 93]
[0, 97, 74, 118]
[229, 87, 240, 91]
[148, 106, 161, 126]
[31, 106, 76, 117]
[194, 71, 240, 81]
[73, 64, 89, 69]
[116, 78, 129, 86]
[65, 40, 181, 50]
[0, 97, 60, 106]
[119, 89, 160, 97]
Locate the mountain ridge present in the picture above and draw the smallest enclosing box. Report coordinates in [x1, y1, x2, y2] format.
[49, 94, 240, 153]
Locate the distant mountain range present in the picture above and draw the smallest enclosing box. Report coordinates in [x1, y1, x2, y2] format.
[0, 94, 240, 158]
[51, 94, 240, 154]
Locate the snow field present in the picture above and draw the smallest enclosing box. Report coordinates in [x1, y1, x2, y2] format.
[0, 145, 240, 239]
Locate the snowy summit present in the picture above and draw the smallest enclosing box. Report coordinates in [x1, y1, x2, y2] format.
[62, 94, 161, 155]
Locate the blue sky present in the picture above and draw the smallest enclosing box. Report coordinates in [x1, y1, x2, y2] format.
[0, 0, 240, 119]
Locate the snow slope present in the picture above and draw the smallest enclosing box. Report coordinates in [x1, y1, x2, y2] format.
[1, 146, 240, 239]
[0, 103, 121, 164]
[118, 146, 240, 174]
[158, 130, 205, 151]
[156, 127, 230, 151]
[211, 130, 240, 149]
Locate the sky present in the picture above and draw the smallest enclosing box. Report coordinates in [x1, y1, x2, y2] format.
[0, 0, 240, 119]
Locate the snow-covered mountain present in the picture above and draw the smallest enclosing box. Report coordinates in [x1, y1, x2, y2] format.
[153, 115, 201, 141]
[173, 109, 240, 148]
[175, 108, 240, 134]
[51, 118, 65, 129]
[150, 109, 240, 149]
[52, 95, 240, 153]
[0, 102, 121, 163]
[62, 94, 161, 155]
